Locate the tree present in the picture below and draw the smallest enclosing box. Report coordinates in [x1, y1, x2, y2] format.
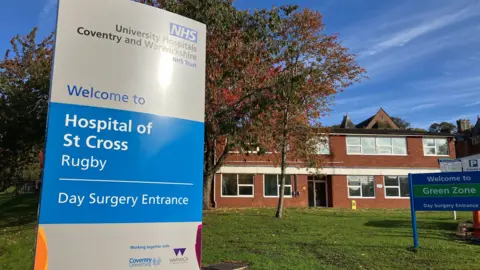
[391, 116, 411, 130]
[0, 28, 53, 191]
[254, 7, 365, 218]
[429, 122, 456, 134]
[138, 0, 282, 208]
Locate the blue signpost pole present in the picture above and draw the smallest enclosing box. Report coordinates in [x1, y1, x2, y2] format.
[409, 174, 419, 249]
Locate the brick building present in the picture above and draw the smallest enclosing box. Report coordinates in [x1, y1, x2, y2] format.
[213, 108, 455, 209]
[455, 116, 480, 159]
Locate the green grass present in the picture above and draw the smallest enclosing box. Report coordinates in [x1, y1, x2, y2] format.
[0, 194, 478, 270]
[203, 208, 478, 269]
[0, 193, 39, 270]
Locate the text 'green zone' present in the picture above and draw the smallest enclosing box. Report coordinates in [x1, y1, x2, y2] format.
[413, 184, 480, 197]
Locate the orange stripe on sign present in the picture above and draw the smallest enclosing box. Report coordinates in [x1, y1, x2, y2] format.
[34, 227, 48, 270]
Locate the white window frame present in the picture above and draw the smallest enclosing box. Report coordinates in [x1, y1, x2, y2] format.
[346, 136, 407, 156]
[347, 176, 376, 199]
[384, 176, 410, 199]
[221, 174, 255, 197]
[315, 136, 330, 155]
[263, 174, 293, 198]
[422, 138, 449, 156]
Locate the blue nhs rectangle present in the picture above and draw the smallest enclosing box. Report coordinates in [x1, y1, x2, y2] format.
[170, 23, 197, 43]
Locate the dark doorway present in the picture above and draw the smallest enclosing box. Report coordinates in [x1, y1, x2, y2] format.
[308, 178, 328, 207]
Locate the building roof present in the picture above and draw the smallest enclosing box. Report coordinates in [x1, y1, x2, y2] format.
[340, 115, 356, 128]
[330, 128, 453, 137]
[355, 108, 399, 129]
[472, 117, 480, 137]
[355, 116, 374, 129]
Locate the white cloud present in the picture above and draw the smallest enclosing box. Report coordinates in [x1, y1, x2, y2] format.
[412, 77, 480, 92]
[333, 96, 367, 105]
[410, 103, 438, 111]
[465, 101, 480, 107]
[338, 1, 480, 80]
[365, 5, 479, 56]
[39, 0, 58, 25]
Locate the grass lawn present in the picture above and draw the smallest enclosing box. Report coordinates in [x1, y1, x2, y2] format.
[0, 193, 38, 270]
[1, 194, 479, 269]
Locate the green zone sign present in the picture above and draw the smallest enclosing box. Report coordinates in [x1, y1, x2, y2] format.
[414, 184, 479, 197]
[409, 171, 480, 248]
[410, 171, 480, 211]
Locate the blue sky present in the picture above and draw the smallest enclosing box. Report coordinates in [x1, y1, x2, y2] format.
[2, 0, 479, 128]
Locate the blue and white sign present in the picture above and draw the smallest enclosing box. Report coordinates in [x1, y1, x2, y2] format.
[410, 171, 480, 211]
[34, 0, 205, 269]
[408, 171, 480, 248]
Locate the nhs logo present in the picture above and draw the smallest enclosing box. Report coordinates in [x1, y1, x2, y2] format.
[170, 23, 197, 43]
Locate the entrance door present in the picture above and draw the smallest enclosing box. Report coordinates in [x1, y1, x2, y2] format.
[308, 181, 328, 207]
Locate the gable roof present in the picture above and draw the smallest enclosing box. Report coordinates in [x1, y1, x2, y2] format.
[355, 108, 399, 129]
[340, 115, 356, 128]
[355, 116, 374, 129]
[472, 117, 480, 137]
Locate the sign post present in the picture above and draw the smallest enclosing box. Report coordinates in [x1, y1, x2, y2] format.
[34, 0, 206, 269]
[438, 159, 463, 220]
[409, 171, 480, 248]
[408, 174, 419, 249]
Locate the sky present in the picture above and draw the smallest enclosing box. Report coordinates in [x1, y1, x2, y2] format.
[1, 0, 479, 129]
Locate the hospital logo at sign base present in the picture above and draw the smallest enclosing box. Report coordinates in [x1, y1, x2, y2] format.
[170, 248, 188, 264]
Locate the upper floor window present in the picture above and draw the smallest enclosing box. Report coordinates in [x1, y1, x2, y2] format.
[423, 138, 449, 156]
[264, 175, 293, 197]
[346, 136, 407, 155]
[222, 174, 254, 197]
[315, 136, 330, 155]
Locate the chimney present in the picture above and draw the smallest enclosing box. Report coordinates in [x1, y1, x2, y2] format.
[456, 119, 471, 132]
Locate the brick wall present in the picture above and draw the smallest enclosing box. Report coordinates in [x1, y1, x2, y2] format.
[456, 139, 480, 158]
[214, 173, 413, 209]
[223, 135, 456, 168]
[330, 175, 410, 209]
[214, 174, 308, 208]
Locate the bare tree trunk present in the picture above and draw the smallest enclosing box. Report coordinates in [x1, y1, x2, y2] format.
[203, 137, 230, 210]
[203, 172, 213, 209]
[276, 110, 289, 218]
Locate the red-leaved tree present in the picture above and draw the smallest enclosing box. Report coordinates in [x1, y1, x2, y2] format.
[251, 7, 366, 218]
[138, 0, 284, 208]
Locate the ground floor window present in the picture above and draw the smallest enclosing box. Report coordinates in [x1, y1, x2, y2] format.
[264, 175, 292, 197]
[222, 174, 254, 197]
[384, 176, 409, 198]
[347, 176, 375, 198]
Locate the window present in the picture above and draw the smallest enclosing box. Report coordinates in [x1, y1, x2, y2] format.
[346, 136, 407, 155]
[384, 176, 409, 198]
[347, 176, 375, 198]
[423, 138, 449, 156]
[315, 136, 330, 155]
[222, 174, 254, 196]
[264, 175, 293, 197]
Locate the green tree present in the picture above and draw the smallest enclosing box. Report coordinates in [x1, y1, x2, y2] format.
[0, 28, 53, 191]
[391, 116, 411, 130]
[429, 122, 457, 134]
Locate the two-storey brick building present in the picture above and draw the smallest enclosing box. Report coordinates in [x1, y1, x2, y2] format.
[213, 108, 455, 209]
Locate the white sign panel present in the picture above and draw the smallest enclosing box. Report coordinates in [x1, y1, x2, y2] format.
[439, 160, 463, 172]
[462, 159, 480, 171]
[34, 0, 206, 269]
